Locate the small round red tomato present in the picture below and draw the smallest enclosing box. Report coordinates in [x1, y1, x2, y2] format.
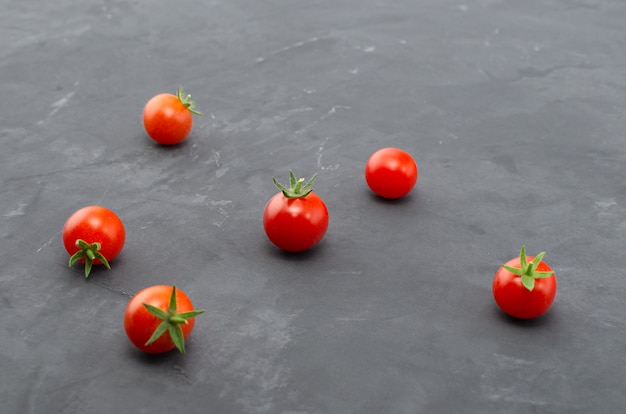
[124, 285, 205, 354]
[492, 246, 557, 319]
[143, 87, 201, 145]
[263, 171, 329, 252]
[365, 147, 418, 199]
[62, 206, 125, 277]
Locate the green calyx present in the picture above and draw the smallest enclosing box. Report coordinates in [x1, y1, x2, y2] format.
[68, 239, 111, 278]
[273, 170, 318, 199]
[143, 285, 205, 354]
[502, 245, 554, 292]
[177, 87, 202, 116]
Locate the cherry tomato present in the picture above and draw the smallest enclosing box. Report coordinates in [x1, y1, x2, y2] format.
[263, 171, 329, 252]
[365, 147, 418, 199]
[142, 87, 201, 145]
[124, 285, 205, 354]
[492, 246, 557, 319]
[62, 206, 125, 277]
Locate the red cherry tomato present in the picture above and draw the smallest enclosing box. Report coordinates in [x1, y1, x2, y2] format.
[263, 171, 329, 252]
[62, 206, 125, 277]
[492, 246, 557, 319]
[142, 87, 201, 145]
[365, 147, 418, 199]
[124, 285, 205, 354]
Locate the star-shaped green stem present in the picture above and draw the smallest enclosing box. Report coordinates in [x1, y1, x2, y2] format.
[272, 170, 317, 198]
[143, 286, 205, 353]
[502, 245, 554, 291]
[177, 87, 202, 115]
[68, 239, 111, 278]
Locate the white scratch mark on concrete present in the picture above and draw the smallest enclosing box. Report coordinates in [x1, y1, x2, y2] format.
[214, 150, 221, 166]
[139, 221, 154, 230]
[484, 27, 501, 48]
[256, 36, 322, 63]
[37, 83, 78, 125]
[595, 198, 617, 211]
[189, 144, 200, 162]
[268, 107, 314, 124]
[326, 105, 350, 117]
[215, 166, 229, 178]
[37, 232, 59, 253]
[3, 202, 27, 217]
[209, 200, 233, 207]
[317, 137, 340, 171]
[295, 105, 350, 135]
[209, 199, 233, 227]
[594, 198, 621, 221]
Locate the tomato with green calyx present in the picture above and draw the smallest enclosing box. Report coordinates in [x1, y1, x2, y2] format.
[365, 147, 418, 199]
[143, 87, 202, 145]
[124, 285, 205, 354]
[62, 206, 126, 277]
[263, 170, 329, 252]
[492, 246, 557, 319]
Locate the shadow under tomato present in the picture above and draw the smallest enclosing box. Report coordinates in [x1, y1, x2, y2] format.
[264, 239, 328, 262]
[126, 345, 181, 364]
[365, 189, 417, 206]
[125, 339, 203, 365]
[137, 131, 194, 151]
[492, 305, 557, 328]
[150, 136, 193, 151]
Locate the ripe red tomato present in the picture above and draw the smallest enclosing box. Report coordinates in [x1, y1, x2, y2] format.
[62, 206, 125, 277]
[263, 171, 329, 252]
[142, 87, 201, 145]
[124, 285, 205, 354]
[492, 246, 557, 319]
[365, 147, 418, 199]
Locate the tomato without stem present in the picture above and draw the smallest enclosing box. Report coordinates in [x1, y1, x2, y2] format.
[492, 246, 557, 319]
[365, 147, 418, 199]
[62, 206, 125, 277]
[263, 171, 329, 252]
[124, 285, 205, 354]
[143, 87, 201, 145]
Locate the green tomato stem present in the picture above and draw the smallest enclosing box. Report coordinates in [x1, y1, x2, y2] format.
[272, 170, 318, 198]
[503, 245, 554, 291]
[68, 239, 111, 278]
[177, 87, 202, 116]
[142, 285, 206, 353]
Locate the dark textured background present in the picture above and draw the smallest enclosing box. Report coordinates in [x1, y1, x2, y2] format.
[1, 1, 625, 413]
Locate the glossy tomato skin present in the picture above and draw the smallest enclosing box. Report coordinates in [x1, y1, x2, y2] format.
[492, 256, 557, 319]
[62, 206, 125, 265]
[124, 285, 198, 354]
[263, 192, 329, 252]
[365, 147, 418, 199]
[143, 93, 193, 145]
